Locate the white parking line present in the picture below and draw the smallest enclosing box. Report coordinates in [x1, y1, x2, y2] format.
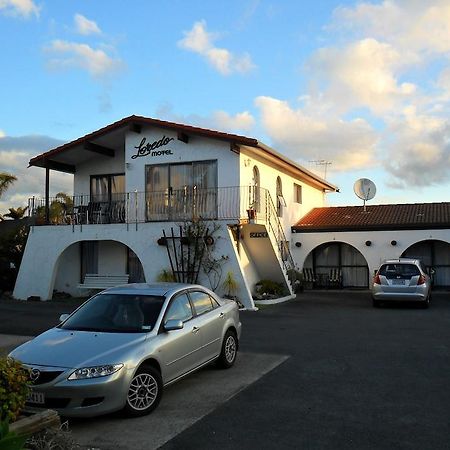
[71, 352, 289, 450]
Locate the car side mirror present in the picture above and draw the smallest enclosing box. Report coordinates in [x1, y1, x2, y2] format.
[59, 313, 70, 322]
[164, 319, 184, 331]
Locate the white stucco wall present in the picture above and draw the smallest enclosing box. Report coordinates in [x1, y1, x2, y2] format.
[74, 152, 125, 196]
[14, 221, 257, 309]
[238, 147, 326, 242]
[124, 127, 240, 193]
[53, 242, 80, 294]
[291, 228, 450, 286]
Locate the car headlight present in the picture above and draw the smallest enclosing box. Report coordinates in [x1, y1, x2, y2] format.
[68, 364, 123, 380]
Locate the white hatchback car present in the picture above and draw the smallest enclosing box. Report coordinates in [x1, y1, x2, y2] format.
[371, 258, 432, 308]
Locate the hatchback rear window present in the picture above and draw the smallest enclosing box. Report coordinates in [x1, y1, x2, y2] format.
[379, 264, 420, 279]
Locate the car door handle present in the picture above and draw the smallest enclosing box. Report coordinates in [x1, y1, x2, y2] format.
[219, 312, 225, 319]
[192, 326, 200, 334]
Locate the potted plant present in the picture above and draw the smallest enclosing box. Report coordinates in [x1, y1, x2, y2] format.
[246, 202, 257, 222]
[221, 271, 239, 299]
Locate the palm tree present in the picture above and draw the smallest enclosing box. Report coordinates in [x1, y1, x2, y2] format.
[0, 173, 17, 199]
[3, 206, 28, 220]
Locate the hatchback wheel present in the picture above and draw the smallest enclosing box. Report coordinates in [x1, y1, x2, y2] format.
[217, 330, 238, 369]
[421, 293, 431, 309]
[124, 366, 162, 417]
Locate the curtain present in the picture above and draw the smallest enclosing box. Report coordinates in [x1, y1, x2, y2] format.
[81, 241, 98, 280]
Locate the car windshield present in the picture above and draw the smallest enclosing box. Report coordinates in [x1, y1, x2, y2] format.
[60, 293, 165, 333]
[379, 264, 421, 279]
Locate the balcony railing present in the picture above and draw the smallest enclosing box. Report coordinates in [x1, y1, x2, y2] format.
[28, 186, 270, 225]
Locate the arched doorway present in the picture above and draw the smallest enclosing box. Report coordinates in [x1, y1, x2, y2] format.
[401, 240, 450, 288]
[304, 242, 369, 288]
[276, 176, 283, 217]
[53, 240, 145, 297]
[252, 165, 260, 212]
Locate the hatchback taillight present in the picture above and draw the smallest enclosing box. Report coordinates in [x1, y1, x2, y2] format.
[373, 274, 381, 285]
[417, 275, 426, 285]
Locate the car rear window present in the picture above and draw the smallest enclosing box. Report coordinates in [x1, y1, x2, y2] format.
[379, 264, 421, 279]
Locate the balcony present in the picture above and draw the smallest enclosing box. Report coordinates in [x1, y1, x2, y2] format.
[28, 186, 270, 225]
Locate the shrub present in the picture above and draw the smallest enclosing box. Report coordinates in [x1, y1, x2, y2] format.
[255, 279, 285, 296]
[0, 357, 29, 423]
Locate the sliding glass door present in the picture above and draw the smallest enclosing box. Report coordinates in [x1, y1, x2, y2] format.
[146, 161, 217, 221]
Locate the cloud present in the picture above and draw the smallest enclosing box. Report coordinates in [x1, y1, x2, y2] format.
[155, 103, 255, 134]
[74, 13, 101, 35]
[255, 96, 379, 171]
[178, 20, 255, 75]
[212, 110, 255, 132]
[308, 38, 416, 115]
[383, 110, 450, 188]
[45, 40, 124, 79]
[0, 134, 72, 214]
[0, 0, 39, 18]
[333, 1, 450, 56]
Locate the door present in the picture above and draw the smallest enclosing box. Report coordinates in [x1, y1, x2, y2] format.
[146, 161, 217, 221]
[189, 290, 223, 363]
[156, 292, 203, 382]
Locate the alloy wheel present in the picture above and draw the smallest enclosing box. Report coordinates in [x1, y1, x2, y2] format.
[225, 335, 237, 364]
[127, 372, 158, 411]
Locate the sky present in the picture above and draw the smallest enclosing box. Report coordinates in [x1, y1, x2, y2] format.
[1, 0, 450, 213]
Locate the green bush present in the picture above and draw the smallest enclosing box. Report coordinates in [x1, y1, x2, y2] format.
[255, 279, 285, 296]
[0, 357, 29, 423]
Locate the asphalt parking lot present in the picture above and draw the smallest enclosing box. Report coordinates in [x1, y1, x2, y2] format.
[2, 290, 450, 449]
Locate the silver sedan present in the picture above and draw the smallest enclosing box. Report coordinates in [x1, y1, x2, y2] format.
[10, 283, 241, 418]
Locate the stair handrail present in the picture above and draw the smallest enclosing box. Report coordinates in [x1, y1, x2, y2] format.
[263, 190, 296, 276]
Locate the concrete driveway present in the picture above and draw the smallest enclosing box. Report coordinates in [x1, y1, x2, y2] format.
[2, 290, 450, 449]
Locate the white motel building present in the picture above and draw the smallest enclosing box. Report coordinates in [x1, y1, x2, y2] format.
[13, 116, 450, 308]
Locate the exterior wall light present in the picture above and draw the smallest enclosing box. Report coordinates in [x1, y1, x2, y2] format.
[365, 240, 372, 246]
[295, 242, 301, 248]
[391, 240, 397, 246]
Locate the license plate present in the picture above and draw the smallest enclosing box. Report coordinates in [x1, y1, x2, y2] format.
[392, 279, 405, 285]
[27, 391, 45, 405]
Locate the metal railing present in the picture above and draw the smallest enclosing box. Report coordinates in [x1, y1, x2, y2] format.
[27, 186, 270, 225]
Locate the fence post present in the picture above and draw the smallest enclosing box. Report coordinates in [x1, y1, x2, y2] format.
[134, 190, 138, 231]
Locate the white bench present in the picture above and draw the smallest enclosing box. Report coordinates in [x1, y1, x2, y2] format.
[78, 274, 129, 290]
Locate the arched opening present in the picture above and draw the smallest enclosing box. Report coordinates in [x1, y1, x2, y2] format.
[304, 241, 369, 288]
[276, 176, 283, 217]
[53, 240, 145, 297]
[252, 165, 260, 212]
[401, 239, 450, 288]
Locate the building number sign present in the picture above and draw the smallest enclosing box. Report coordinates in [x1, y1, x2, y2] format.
[249, 232, 268, 238]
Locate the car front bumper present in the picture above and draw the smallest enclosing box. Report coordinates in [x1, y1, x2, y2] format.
[26, 365, 134, 418]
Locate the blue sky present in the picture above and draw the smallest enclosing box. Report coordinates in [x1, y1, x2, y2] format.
[1, 0, 450, 212]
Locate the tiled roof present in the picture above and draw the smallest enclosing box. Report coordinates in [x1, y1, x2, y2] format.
[292, 202, 450, 232]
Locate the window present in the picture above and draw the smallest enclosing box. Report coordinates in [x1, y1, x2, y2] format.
[252, 166, 260, 212]
[294, 183, 302, 204]
[189, 290, 215, 315]
[276, 176, 285, 217]
[90, 173, 125, 202]
[165, 293, 193, 322]
[145, 161, 217, 220]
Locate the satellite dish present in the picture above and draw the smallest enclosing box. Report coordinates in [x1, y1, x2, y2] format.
[354, 178, 376, 211]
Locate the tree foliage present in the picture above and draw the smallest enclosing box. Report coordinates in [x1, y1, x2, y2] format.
[0, 173, 16, 200]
